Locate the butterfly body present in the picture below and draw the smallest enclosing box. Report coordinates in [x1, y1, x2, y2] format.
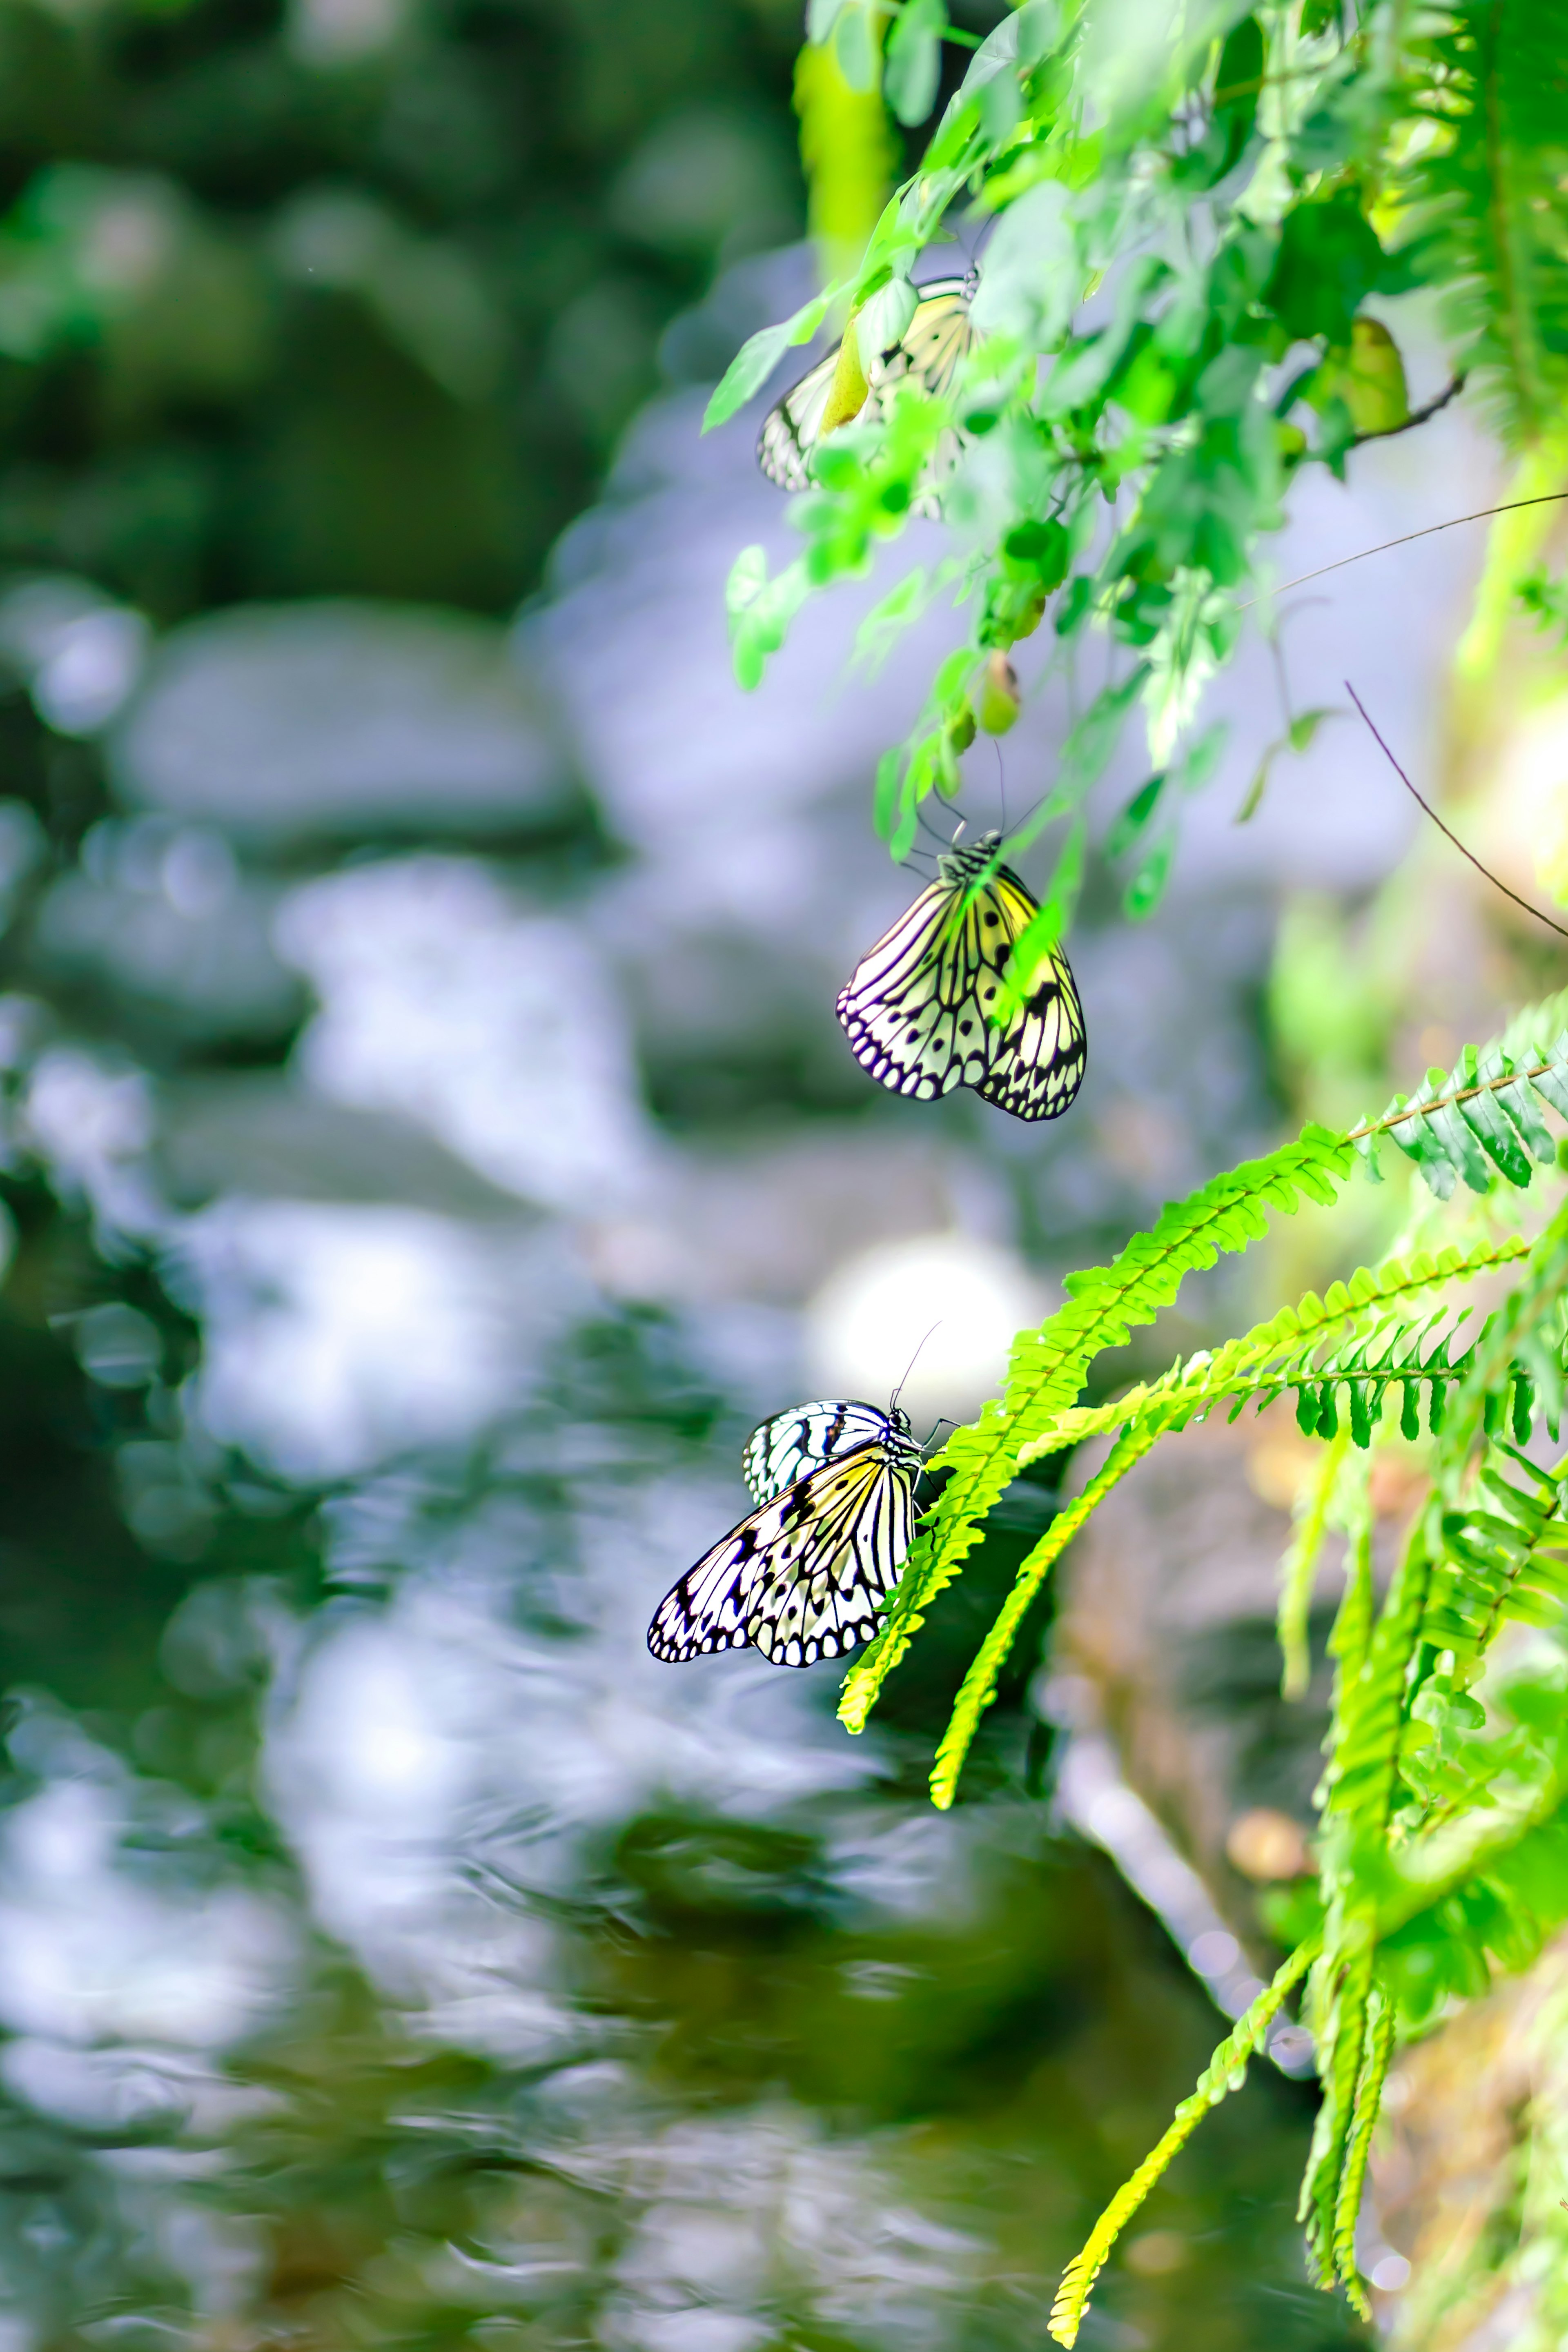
[648, 1399, 923, 1668]
[757, 275, 976, 497]
[836, 833, 1087, 1121]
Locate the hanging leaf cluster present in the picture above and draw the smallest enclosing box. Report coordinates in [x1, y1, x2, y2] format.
[716, 0, 1568, 917]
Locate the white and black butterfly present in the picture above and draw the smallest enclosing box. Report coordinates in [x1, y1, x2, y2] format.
[648, 1399, 924, 1668]
[836, 831, 1087, 1121]
[757, 273, 976, 497]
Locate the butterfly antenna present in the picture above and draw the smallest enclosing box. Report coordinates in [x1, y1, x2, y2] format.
[915, 799, 957, 849]
[995, 739, 1008, 834]
[1346, 683, 1568, 946]
[889, 1322, 943, 1417]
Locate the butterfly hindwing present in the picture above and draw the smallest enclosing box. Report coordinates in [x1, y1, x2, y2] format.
[835, 838, 1087, 1123]
[757, 276, 975, 496]
[649, 1403, 922, 1668]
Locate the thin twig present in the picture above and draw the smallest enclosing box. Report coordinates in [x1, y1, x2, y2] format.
[1237, 490, 1568, 612]
[1347, 372, 1468, 448]
[1345, 680, 1568, 945]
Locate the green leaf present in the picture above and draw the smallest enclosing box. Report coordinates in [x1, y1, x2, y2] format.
[885, 0, 947, 125]
[1265, 190, 1395, 345]
[833, 1, 879, 91]
[1105, 772, 1165, 860]
[702, 290, 836, 434]
[1123, 833, 1174, 919]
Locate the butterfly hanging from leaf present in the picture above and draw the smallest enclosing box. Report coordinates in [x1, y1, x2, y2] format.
[837, 830, 1087, 1121]
[648, 1398, 923, 1668]
[757, 271, 977, 502]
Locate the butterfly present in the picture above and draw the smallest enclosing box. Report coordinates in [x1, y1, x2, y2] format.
[836, 831, 1087, 1121]
[647, 1399, 924, 1668]
[757, 273, 976, 497]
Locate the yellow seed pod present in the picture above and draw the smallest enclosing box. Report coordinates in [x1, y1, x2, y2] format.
[819, 305, 872, 437]
[978, 653, 1020, 735]
[1316, 316, 1409, 437]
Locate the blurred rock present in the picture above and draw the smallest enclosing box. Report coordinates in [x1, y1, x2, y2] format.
[35, 816, 301, 1042]
[583, 1125, 1006, 1312]
[275, 854, 659, 1215]
[0, 574, 151, 734]
[109, 602, 582, 844]
[154, 1073, 534, 1215]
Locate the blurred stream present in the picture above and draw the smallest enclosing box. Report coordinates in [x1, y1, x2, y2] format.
[0, 191, 1501, 2351]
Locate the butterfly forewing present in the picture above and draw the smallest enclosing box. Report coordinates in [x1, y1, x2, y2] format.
[742, 1398, 898, 1506]
[648, 1403, 922, 1668]
[757, 277, 976, 496]
[835, 838, 1087, 1123]
[756, 350, 839, 492]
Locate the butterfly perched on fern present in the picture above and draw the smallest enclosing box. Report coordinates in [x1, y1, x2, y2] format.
[757, 273, 976, 500]
[836, 831, 1087, 1121]
[647, 1399, 923, 1668]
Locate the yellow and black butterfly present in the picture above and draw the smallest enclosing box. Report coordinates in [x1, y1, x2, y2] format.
[647, 1399, 922, 1668]
[757, 272, 977, 496]
[836, 831, 1087, 1121]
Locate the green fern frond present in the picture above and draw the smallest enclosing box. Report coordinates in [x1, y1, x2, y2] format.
[1327, 1502, 1377, 1688]
[1030, 1232, 1533, 1459]
[929, 1235, 1535, 1802]
[1425, 1444, 1568, 1662]
[1047, 1938, 1321, 2348]
[1321, 1504, 1440, 1834]
[1301, 1939, 1376, 2287]
[1354, 1032, 1568, 1196]
[1331, 1986, 1396, 2316]
[838, 1125, 1356, 1733]
[1399, 0, 1568, 445]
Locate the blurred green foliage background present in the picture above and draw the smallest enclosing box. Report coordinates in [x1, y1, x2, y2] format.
[0, 0, 805, 614]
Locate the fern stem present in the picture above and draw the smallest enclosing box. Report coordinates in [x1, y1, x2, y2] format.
[1047, 1938, 1319, 2348]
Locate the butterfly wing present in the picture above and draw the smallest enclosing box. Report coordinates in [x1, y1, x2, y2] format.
[972, 867, 1088, 1123]
[873, 280, 973, 402]
[756, 348, 840, 490]
[835, 872, 997, 1102]
[742, 1398, 897, 1506]
[757, 278, 975, 496]
[835, 861, 1087, 1121]
[648, 1442, 917, 1668]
